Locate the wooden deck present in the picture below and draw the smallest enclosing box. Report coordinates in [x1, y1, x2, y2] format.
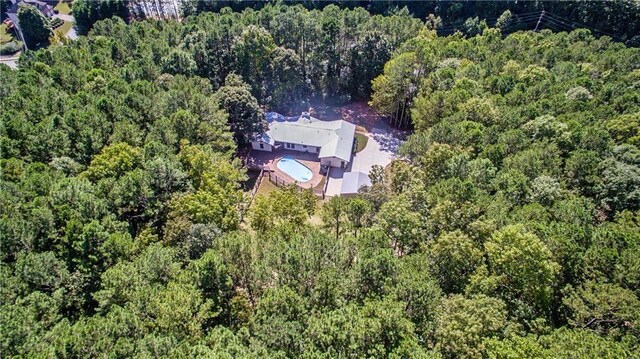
[247, 149, 325, 190]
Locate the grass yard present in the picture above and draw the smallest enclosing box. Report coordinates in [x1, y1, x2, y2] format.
[0, 24, 13, 45]
[55, 1, 72, 15]
[55, 21, 74, 36]
[253, 177, 279, 199]
[354, 132, 369, 153]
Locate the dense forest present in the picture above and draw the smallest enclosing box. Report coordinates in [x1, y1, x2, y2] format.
[71, 0, 640, 45]
[2, 3, 640, 358]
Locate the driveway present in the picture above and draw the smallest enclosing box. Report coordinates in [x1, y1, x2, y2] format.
[324, 167, 345, 197]
[350, 128, 402, 174]
[52, 13, 78, 40]
[0, 56, 19, 69]
[325, 128, 402, 196]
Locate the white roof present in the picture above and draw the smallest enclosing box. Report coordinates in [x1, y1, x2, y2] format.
[254, 132, 275, 145]
[258, 114, 356, 162]
[340, 171, 372, 194]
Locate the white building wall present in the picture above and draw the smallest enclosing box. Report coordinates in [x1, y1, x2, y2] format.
[251, 142, 272, 152]
[284, 143, 316, 153]
[320, 157, 346, 168]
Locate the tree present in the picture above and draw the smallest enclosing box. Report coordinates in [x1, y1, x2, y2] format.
[484, 328, 635, 358]
[17, 4, 51, 47]
[606, 113, 640, 147]
[596, 155, 640, 213]
[345, 197, 373, 237]
[370, 51, 423, 128]
[482, 225, 561, 315]
[82, 143, 142, 181]
[250, 185, 313, 234]
[463, 17, 488, 36]
[321, 196, 347, 240]
[269, 47, 304, 109]
[495, 10, 513, 31]
[73, 0, 129, 34]
[375, 195, 424, 254]
[563, 280, 640, 338]
[304, 298, 426, 357]
[161, 49, 197, 76]
[253, 286, 307, 356]
[435, 294, 510, 359]
[213, 74, 265, 145]
[395, 255, 442, 340]
[428, 230, 483, 293]
[232, 25, 276, 101]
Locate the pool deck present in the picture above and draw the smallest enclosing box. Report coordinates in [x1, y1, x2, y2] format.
[247, 149, 324, 189]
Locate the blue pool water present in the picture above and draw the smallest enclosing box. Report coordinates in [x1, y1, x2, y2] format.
[277, 157, 313, 182]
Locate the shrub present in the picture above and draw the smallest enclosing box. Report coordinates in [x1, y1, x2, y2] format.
[0, 41, 23, 55]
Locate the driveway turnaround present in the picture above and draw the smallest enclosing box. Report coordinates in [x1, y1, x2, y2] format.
[325, 128, 402, 196]
[350, 128, 401, 173]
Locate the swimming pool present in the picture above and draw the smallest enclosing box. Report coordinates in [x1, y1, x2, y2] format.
[277, 157, 313, 182]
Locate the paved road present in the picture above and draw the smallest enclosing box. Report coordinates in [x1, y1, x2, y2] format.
[0, 56, 19, 69]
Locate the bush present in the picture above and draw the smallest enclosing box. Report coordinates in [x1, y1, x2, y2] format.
[51, 18, 64, 29]
[0, 41, 23, 55]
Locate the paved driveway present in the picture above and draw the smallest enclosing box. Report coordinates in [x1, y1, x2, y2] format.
[324, 167, 345, 197]
[350, 128, 401, 174]
[53, 14, 78, 40]
[325, 128, 402, 196]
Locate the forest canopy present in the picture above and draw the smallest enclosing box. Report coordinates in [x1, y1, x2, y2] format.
[1, 3, 640, 358]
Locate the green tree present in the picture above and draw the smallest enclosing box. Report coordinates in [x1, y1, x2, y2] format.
[375, 195, 424, 254]
[321, 196, 347, 240]
[428, 230, 484, 293]
[213, 74, 265, 145]
[250, 185, 313, 234]
[563, 280, 640, 338]
[395, 254, 443, 340]
[253, 286, 307, 356]
[73, 0, 128, 34]
[481, 225, 561, 316]
[232, 25, 276, 101]
[161, 49, 197, 76]
[345, 197, 373, 237]
[435, 294, 510, 359]
[17, 4, 51, 47]
[484, 328, 635, 358]
[304, 298, 426, 357]
[82, 143, 142, 181]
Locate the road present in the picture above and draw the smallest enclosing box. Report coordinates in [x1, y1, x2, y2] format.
[0, 56, 19, 69]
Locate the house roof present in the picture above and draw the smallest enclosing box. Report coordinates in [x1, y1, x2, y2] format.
[340, 171, 372, 195]
[7, 0, 55, 15]
[259, 113, 356, 162]
[254, 131, 275, 145]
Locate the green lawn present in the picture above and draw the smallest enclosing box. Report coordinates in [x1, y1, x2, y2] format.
[56, 21, 74, 36]
[253, 177, 279, 199]
[55, 1, 72, 15]
[354, 132, 369, 153]
[0, 24, 13, 45]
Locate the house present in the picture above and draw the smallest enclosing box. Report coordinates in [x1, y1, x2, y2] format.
[5, 0, 56, 49]
[251, 112, 356, 169]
